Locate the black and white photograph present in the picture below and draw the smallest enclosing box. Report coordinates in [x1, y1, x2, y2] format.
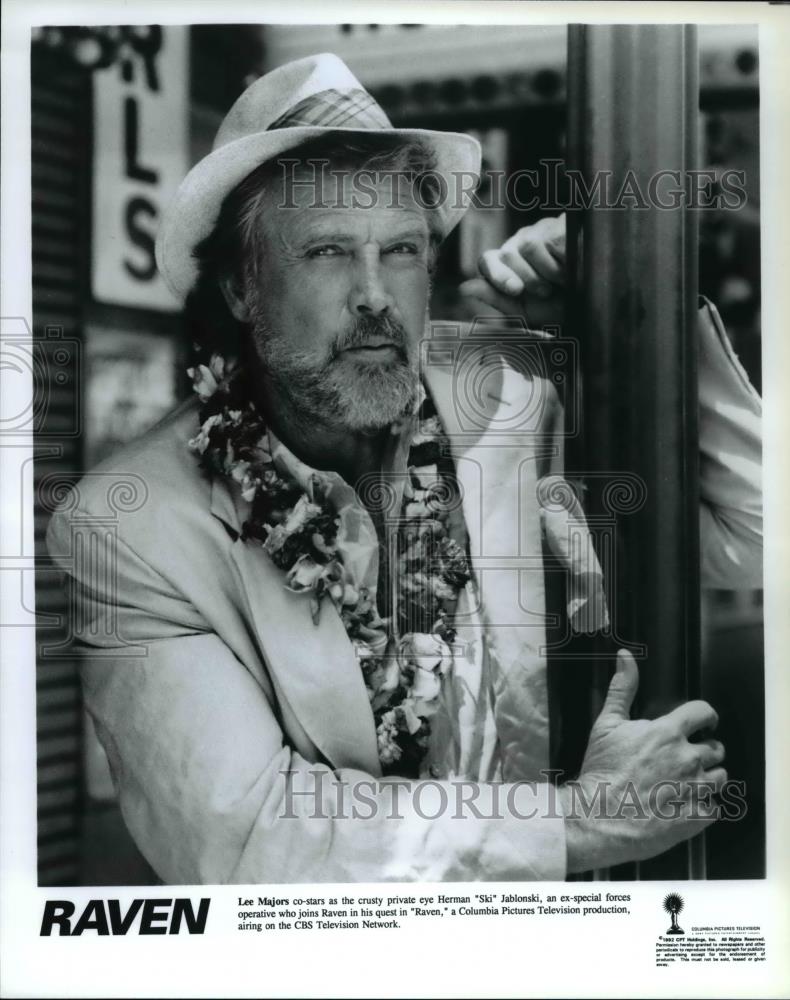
[1, 3, 788, 998]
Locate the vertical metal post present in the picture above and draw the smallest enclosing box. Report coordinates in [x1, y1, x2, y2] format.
[565, 25, 703, 879]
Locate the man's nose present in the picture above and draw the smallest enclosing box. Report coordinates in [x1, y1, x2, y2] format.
[348, 253, 393, 316]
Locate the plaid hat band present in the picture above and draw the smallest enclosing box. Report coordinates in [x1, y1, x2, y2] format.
[269, 87, 392, 131]
[157, 53, 482, 299]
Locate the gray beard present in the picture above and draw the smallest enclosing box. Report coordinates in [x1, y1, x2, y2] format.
[250, 315, 421, 433]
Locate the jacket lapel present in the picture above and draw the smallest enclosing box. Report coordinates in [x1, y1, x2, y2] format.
[210, 476, 381, 776]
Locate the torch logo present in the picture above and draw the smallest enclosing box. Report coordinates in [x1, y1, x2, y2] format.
[663, 893, 685, 935]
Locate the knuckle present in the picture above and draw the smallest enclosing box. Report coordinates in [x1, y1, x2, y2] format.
[518, 236, 537, 257]
[677, 749, 699, 776]
[501, 249, 523, 269]
[706, 739, 725, 762]
[653, 716, 679, 740]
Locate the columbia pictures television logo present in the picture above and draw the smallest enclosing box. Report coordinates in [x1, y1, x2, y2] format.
[663, 893, 685, 935]
[0, 318, 82, 438]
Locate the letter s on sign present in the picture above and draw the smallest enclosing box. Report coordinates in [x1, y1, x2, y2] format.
[124, 197, 158, 281]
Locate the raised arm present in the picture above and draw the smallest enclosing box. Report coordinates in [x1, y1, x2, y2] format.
[460, 215, 763, 590]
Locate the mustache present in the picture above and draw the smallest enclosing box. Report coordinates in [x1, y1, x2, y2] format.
[332, 314, 411, 358]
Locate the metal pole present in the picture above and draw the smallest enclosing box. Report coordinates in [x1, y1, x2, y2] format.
[565, 24, 703, 880]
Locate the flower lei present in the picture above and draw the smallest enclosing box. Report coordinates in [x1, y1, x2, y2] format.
[187, 354, 472, 777]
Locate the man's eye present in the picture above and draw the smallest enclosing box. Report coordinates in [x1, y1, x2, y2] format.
[308, 245, 344, 258]
[386, 243, 419, 255]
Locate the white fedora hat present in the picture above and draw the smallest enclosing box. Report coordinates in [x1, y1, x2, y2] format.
[156, 52, 482, 300]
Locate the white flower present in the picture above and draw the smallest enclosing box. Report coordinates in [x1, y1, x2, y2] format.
[282, 495, 322, 535]
[207, 353, 225, 381]
[410, 665, 442, 704]
[312, 532, 337, 559]
[376, 712, 402, 765]
[285, 554, 323, 593]
[397, 633, 453, 718]
[415, 417, 441, 442]
[353, 639, 377, 662]
[187, 413, 222, 454]
[188, 364, 219, 401]
[431, 575, 456, 601]
[318, 560, 346, 606]
[400, 699, 423, 734]
[399, 632, 453, 676]
[240, 477, 258, 502]
[264, 496, 323, 556]
[230, 460, 251, 483]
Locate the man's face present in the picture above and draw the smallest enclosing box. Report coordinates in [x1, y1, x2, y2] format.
[243, 168, 434, 433]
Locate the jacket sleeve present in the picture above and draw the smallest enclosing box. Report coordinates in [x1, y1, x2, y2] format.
[46, 504, 567, 886]
[539, 302, 761, 591]
[697, 298, 762, 589]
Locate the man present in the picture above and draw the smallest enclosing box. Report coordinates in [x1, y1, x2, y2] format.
[47, 53, 760, 884]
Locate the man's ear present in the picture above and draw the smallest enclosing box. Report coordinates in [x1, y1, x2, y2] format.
[219, 276, 251, 323]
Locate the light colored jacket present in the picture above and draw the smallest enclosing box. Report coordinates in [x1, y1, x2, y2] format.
[46, 301, 761, 884]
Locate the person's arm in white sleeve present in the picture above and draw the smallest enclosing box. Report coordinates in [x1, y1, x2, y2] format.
[696, 296, 762, 589]
[460, 218, 763, 591]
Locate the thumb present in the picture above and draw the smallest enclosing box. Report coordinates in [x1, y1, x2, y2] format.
[596, 649, 639, 726]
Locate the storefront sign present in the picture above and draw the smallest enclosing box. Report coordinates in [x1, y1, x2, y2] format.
[92, 26, 189, 310]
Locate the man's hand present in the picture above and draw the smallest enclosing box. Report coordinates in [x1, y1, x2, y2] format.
[459, 214, 567, 329]
[560, 649, 727, 874]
